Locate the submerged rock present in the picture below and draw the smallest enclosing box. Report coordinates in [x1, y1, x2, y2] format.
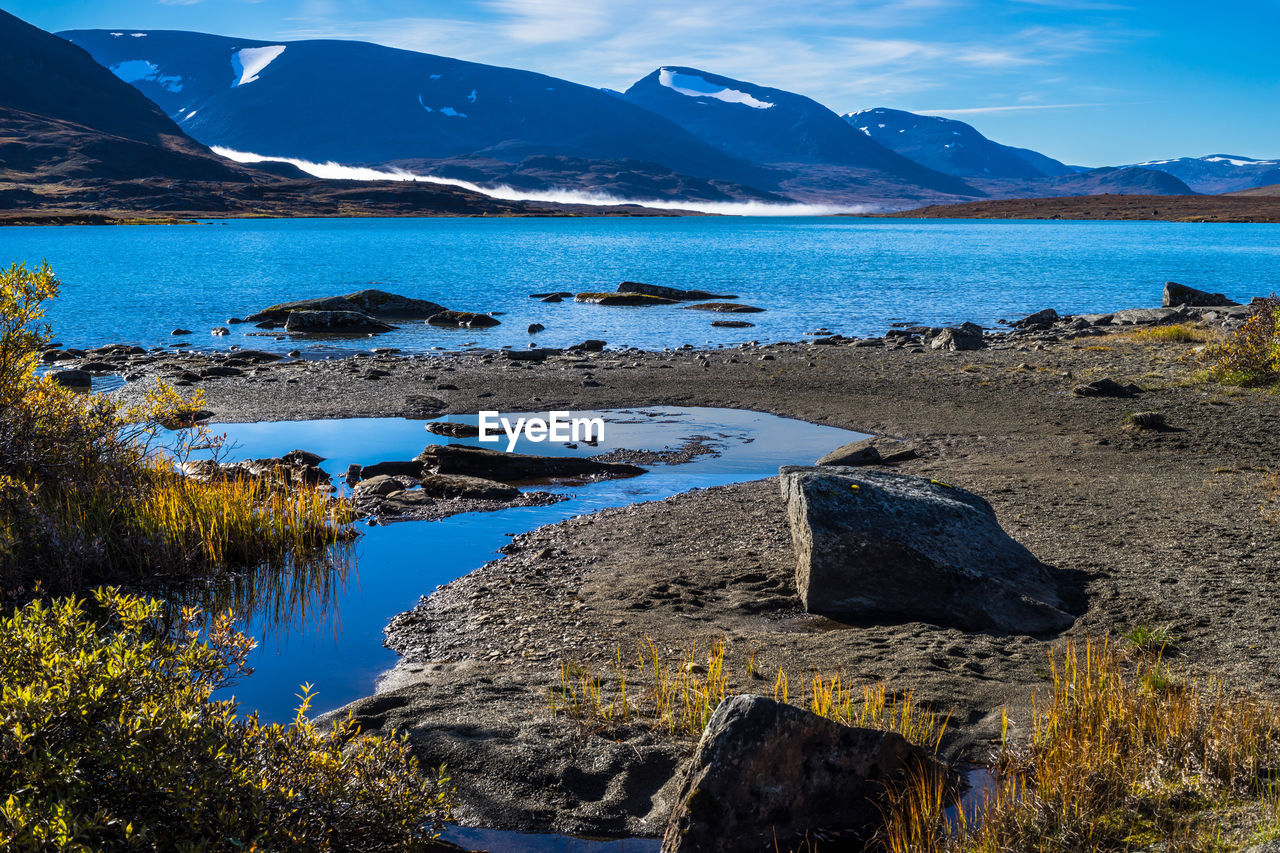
[417, 473, 520, 501]
[284, 310, 394, 334]
[426, 310, 501, 328]
[417, 443, 644, 483]
[575, 292, 678, 306]
[1163, 282, 1238, 308]
[663, 695, 942, 853]
[617, 281, 737, 301]
[680, 302, 766, 314]
[779, 466, 1074, 634]
[248, 289, 446, 322]
[710, 320, 755, 328]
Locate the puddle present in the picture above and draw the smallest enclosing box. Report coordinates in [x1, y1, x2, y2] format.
[442, 827, 660, 852]
[195, 406, 866, 721]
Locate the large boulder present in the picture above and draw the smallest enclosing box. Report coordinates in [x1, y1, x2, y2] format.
[779, 467, 1074, 634]
[247, 289, 446, 322]
[618, 281, 737, 301]
[417, 473, 520, 501]
[1012, 308, 1059, 329]
[283, 310, 394, 334]
[417, 444, 644, 483]
[662, 695, 941, 853]
[930, 322, 985, 351]
[1162, 282, 1238, 308]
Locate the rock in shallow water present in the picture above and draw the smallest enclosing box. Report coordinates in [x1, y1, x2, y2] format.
[417, 443, 644, 483]
[1163, 281, 1237, 308]
[663, 694, 942, 853]
[779, 466, 1074, 634]
[284, 310, 394, 334]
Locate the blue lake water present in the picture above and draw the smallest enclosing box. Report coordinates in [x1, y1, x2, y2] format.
[201, 407, 865, 723]
[3, 217, 1276, 356]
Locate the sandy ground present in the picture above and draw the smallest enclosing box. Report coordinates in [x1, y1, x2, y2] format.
[111, 320, 1280, 837]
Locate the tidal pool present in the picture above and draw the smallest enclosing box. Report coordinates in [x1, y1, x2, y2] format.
[198, 406, 867, 721]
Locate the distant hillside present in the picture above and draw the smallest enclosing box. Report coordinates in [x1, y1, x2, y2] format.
[878, 193, 1280, 223]
[843, 108, 1076, 180]
[1228, 182, 1280, 197]
[1130, 155, 1280, 193]
[0, 10, 250, 184]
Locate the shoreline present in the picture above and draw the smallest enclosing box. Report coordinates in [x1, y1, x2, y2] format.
[100, 302, 1280, 837]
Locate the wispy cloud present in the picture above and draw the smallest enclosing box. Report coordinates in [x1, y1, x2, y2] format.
[918, 102, 1110, 114]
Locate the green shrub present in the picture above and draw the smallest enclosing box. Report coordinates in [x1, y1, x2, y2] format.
[1199, 295, 1280, 387]
[0, 588, 453, 851]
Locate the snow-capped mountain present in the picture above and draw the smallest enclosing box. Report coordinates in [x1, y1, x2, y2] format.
[0, 11, 249, 184]
[843, 108, 1076, 180]
[1129, 155, 1280, 194]
[59, 30, 774, 193]
[623, 67, 972, 195]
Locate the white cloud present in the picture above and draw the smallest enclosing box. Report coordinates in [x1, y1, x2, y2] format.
[917, 102, 1110, 114]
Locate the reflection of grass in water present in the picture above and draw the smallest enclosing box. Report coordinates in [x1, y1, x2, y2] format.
[164, 536, 357, 643]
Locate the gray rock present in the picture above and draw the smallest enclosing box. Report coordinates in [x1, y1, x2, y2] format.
[1163, 282, 1238, 308]
[779, 467, 1074, 634]
[417, 444, 644, 483]
[817, 436, 917, 467]
[284, 310, 394, 334]
[1126, 411, 1168, 431]
[1012, 308, 1059, 329]
[617, 281, 737, 301]
[426, 310, 501, 328]
[248, 289, 446, 322]
[679, 302, 765, 314]
[527, 323, 545, 334]
[360, 459, 426, 479]
[211, 327, 230, 336]
[354, 475, 406, 497]
[663, 694, 939, 853]
[50, 369, 92, 389]
[711, 320, 755, 328]
[930, 322, 985, 351]
[1073, 378, 1140, 398]
[569, 340, 607, 352]
[417, 473, 520, 501]
[1110, 307, 1181, 325]
[170, 328, 193, 336]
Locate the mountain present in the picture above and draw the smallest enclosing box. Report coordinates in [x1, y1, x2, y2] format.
[0, 10, 250, 184]
[60, 30, 778, 200]
[1130, 155, 1280, 194]
[1038, 166, 1192, 196]
[842, 107, 1076, 180]
[622, 67, 973, 197]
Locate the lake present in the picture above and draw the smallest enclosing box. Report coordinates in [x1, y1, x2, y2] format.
[3, 217, 1276, 356]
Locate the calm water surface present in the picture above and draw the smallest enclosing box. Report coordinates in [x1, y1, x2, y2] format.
[201, 407, 866, 722]
[4, 217, 1276, 356]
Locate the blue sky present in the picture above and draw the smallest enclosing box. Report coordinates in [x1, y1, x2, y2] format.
[9, 0, 1278, 166]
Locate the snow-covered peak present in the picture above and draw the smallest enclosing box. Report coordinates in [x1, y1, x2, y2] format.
[231, 45, 285, 87]
[657, 68, 773, 110]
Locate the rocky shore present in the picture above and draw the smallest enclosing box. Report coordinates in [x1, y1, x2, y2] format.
[97, 291, 1280, 841]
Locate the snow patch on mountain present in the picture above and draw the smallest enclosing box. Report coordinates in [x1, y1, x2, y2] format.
[657, 68, 773, 109]
[210, 146, 864, 215]
[230, 45, 285, 87]
[109, 59, 183, 93]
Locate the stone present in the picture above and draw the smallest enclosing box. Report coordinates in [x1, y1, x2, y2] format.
[540, 294, 563, 303]
[360, 459, 426, 479]
[1163, 282, 1238, 308]
[503, 349, 549, 362]
[930, 322, 985, 351]
[1073, 378, 1140, 398]
[528, 291, 572, 299]
[425, 421, 482, 438]
[575, 292, 678, 306]
[354, 475, 406, 497]
[1011, 308, 1059, 329]
[617, 281, 737, 301]
[50, 369, 91, 389]
[816, 436, 917, 467]
[711, 320, 755, 328]
[1110, 307, 1181, 325]
[426, 310, 501, 328]
[569, 340, 607, 352]
[1126, 411, 1168, 431]
[417, 443, 644, 483]
[662, 695, 940, 853]
[344, 463, 362, 485]
[282, 449, 325, 467]
[779, 466, 1074, 634]
[283, 310, 394, 334]
[211, 327, 230, 336]
[170, 328, 193, 336]
[679, 302, 766, 314]
[528, 323, 545, 334]
[417, 473, 520, 501]
[248, 290, 446, 322]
